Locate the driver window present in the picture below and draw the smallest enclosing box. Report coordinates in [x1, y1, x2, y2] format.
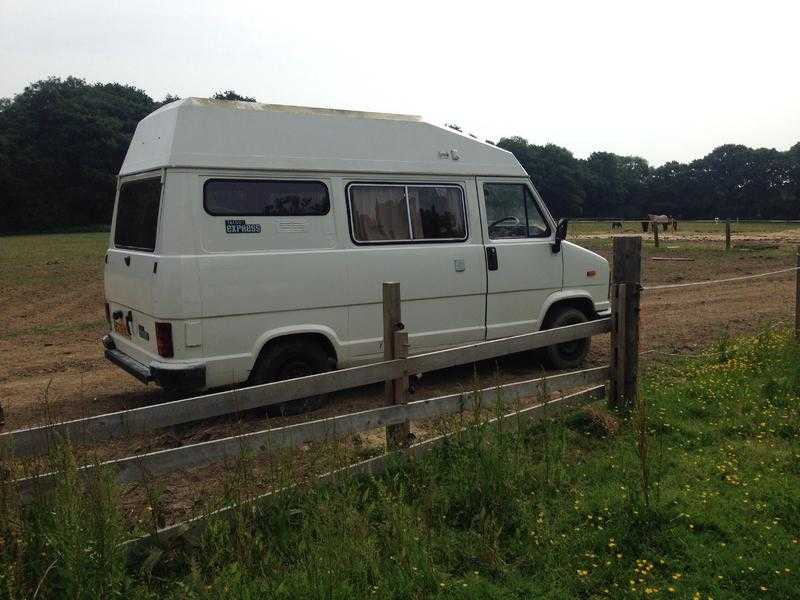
[484, 183, 550, 240]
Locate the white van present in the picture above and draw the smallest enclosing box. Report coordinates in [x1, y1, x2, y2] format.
[103, 98, 609, 406]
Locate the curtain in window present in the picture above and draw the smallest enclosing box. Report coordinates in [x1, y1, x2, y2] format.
[407, 186, 465, 239]
[350, 186, 409, 241]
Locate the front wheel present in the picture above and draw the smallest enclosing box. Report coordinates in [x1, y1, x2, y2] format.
[249, 338, 331, 416]
[543, 306, 591, 370]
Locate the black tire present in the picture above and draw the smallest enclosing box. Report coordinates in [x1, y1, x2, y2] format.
[543, 306, 591, 370]
[249, 338, 331, 416]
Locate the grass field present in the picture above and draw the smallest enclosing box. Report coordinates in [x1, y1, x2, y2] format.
[1, 227, 799, 597]
[570, 219, 800, 239]
[1, 327, 798, 598]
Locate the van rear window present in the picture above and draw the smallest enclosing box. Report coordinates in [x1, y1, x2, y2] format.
[204, 179, 330, 216]
[114, 178, 162, 251]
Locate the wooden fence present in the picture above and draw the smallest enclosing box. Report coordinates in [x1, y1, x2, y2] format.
[6, 234, 800, 554]
[124, 384, 606, 552]
[1, 320, 610, 458]
[17, 369, 609, 500]
[4, 236, 648, 507]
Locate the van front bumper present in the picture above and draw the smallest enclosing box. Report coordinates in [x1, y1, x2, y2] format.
[594, 300, 611, 317]
[102, 335, 206, 390]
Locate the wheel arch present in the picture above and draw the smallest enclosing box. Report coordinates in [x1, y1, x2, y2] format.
[249, 326, 340, 376]
[538, 292, 596, 330]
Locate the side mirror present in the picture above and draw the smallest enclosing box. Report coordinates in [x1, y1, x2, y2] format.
[552, 218, 569, 253]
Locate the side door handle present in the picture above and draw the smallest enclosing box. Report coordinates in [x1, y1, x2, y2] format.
[486, 246, 498, 271]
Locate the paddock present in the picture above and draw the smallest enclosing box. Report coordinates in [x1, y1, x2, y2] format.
[1, 227, 798, 532]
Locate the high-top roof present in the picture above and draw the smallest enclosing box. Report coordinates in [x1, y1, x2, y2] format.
[120, 98, 526, 177]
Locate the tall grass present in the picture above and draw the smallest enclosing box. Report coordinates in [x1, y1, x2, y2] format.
[0, 327, 798, 598]
[0, 445, 130, 599]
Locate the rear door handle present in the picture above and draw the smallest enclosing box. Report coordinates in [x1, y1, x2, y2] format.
[486, 246, 498, 271]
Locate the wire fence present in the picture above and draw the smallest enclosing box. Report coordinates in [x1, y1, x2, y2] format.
[641, 266, 800, 292]
[636, 258, 798, 362]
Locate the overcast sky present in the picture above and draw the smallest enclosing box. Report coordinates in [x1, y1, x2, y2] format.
[2, 0, 798, 165]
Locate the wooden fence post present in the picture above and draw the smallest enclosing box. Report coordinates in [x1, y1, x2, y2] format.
[383, 282, 410, 450]
[725, 220, 731, 250]
[795, 247, 800, 340]
[610, 236, 642, 411]
[653, 222, 659, 248]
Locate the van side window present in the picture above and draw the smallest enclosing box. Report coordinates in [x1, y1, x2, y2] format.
[484, 183, 550, 240]
[348, 184, 467, 243]
[204, 180, 330, 216]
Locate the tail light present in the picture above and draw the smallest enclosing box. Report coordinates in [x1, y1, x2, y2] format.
[155, 322, 174, 358]
[104, 303, 111, 327]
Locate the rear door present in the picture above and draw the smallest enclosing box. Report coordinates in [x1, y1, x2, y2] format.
[477, 178, 563, 339]
[105, 173, 163, 357]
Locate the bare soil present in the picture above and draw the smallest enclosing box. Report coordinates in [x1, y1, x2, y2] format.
[1, 232, 795, 527]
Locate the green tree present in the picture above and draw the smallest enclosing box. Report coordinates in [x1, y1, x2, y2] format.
[211, 90, 256, 102]
[647, 161, 690, 217]
[1, 76, 800, 232]
[159, 93, 181, 106]
[573, 152, 650, 218]
[0, 77, 157, 232]
[497, 137, 586, 218]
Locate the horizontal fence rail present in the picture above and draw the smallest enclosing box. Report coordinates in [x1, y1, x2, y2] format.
[2, 318, 611, 457]
[16, 367, 609, 500]
[124, 383, 606, 553]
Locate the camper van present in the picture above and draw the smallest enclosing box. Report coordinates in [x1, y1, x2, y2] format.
[103, 98, 610, 405]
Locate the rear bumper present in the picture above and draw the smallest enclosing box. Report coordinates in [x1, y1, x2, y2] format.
[102, 335, 206, 390]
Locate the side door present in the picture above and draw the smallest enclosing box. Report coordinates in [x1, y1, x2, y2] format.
[477, 178, 563, 339]
[343, 180, 487, 358]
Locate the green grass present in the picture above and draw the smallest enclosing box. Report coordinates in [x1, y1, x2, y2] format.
[0, 232, 108, 289]
[1, 319, 107, 341]
[569, 227, 799, 260]
[1, 328, 798, 598]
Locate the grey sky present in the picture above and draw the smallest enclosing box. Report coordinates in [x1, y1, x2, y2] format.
[2, 0, 798, 166]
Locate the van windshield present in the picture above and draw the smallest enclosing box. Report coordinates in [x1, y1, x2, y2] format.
[114, 178, 162, 251]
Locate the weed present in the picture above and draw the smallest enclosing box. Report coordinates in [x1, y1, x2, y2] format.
[1, 328, 799, 598]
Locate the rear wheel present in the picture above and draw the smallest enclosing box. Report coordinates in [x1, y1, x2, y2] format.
[249, 338, 331, 416]
[543, 306, 591, 370]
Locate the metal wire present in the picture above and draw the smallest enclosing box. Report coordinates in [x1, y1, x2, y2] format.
[642, 266, 800, 291]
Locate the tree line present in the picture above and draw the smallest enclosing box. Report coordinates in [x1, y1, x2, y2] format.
[0, 78, 255, 233]
[1, 76, 798, 233]
[496, 137, 800, 221]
